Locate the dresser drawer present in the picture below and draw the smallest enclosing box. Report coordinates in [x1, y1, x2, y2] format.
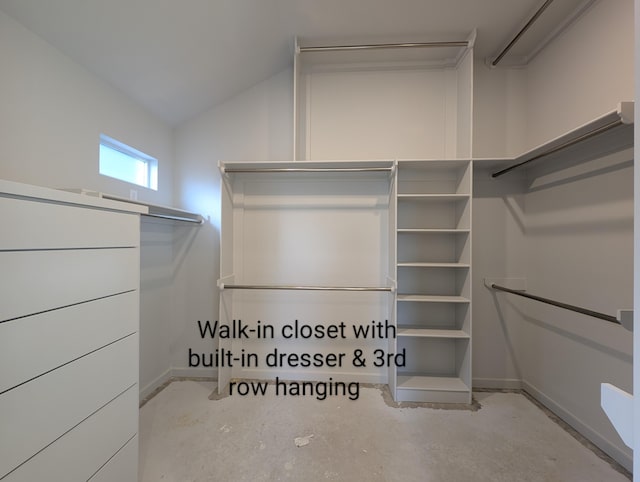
[0, 334, 138, 478]
[0, 248, 139, 322]
[3, 385, 138, 482]
[0, 196, 139, 250]
[0, 291, 138, 393]
[88, 435, 138, 482]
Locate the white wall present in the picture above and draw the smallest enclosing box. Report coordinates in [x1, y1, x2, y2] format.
[472, 0, 634, 470]
[0, 11, 173, 205]
[171, 69, 293, 378]
[524, 0, 634, 150]
[0, 10, 177, 400]
[472, 61, 529, 389]
[475, 0, 635, 470]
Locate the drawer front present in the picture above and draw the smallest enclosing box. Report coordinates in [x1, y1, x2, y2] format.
[88, 435, 138, 482]
[3, 385, 138, 482]
[0, 196, 139, 250]
[0, 291, 138, 393]
[0, 334, 139, 478]
[0, 248, 139, 322]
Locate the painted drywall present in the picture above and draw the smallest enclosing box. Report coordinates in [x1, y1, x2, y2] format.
[513, 0, 633, 470]
[471, 60, 529, 389]
[171, 69, 294, 378]
[472, 167, 527, 389]
[524, 0, 634, 151]
[472, 62, 527, 159]
[471, 1, 634, 470]
[0, 10, 173, 206]
[0, 10, 177, 400]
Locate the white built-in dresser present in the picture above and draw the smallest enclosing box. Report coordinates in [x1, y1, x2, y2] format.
[0, 179, 145, 482]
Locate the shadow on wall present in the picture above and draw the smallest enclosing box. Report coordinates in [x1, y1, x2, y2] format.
[501, 301, 632, 364]
[487, 290, 523, 379]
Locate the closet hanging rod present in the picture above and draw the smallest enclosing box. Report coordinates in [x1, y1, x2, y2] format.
[222, 284, 393, 292]
[223, 167, 394, 174]
[491, 0, 554, 66]
[491, 118, 624, 178]
[489, 283, 620, 325]
[142, 212, 204, 224]
[299, 41, 469, 53]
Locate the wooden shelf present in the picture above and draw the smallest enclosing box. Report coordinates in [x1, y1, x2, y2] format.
[397, 375, 469, 392]
[397, 328, 469, 339]
[397, 262, 469, 268]
[397, 295, 470, 303]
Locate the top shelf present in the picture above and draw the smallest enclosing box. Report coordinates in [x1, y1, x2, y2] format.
[477, 102, 634, 177]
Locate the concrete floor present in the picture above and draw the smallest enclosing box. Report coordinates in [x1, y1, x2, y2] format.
[139, 380, 630, 482]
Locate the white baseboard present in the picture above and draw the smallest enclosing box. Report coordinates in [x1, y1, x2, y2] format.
[139, 368, 172, 402]
[139, 367, 217, 402]
[473, 378, 523, 390]
[170, 367, 217, 379]
[522, 380, 632, 473]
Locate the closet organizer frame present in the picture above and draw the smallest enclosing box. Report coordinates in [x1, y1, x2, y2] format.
[293, 32, 477, 162]
[217, 159, 473, 404]
[216, 160, 398, 394]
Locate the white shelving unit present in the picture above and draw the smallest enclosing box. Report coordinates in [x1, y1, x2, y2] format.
[294, 32, 476, 162]
[217, 160, 395, 393]
[215, 33, 477, 403]
[394, 160, 472, 403]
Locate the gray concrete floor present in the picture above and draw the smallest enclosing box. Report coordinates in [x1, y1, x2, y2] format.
[139, 380, 630, 481]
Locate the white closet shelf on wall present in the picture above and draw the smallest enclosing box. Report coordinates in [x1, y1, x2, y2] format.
[476, 101, 634, 176]
[62, 189, 204, 224]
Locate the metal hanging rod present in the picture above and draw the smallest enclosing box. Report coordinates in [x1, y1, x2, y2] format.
[142, 212, 204, 224]
[491, 118, 624, 178]
[490, 283, 620, 325]
[299, 41, 469, 53]
[222, 284, 393, 292]
[223, 167, 394, 174]
[491, 0, 554, 66]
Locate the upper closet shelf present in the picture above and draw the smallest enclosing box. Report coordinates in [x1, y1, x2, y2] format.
[62, 189, 203, 224]
[477, 102, 634, 178]
[101, 194, 204, 224]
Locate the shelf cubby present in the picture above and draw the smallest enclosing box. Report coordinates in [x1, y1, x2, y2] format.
[396, 337, 471, 403]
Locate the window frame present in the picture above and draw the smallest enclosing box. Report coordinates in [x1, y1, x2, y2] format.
[99, 134, 158, 191]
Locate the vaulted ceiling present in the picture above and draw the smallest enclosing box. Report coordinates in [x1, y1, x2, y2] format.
[0, 0, 583, 126]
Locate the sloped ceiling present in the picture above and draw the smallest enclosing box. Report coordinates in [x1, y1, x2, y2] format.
[0, 0, 550, 125]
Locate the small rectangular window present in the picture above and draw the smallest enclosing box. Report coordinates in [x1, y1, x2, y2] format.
[99, 134, 158, 190]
